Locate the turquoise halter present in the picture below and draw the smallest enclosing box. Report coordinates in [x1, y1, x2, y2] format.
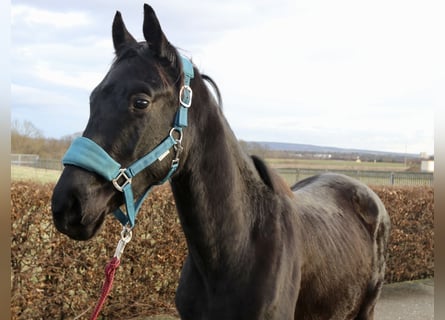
[62, 55, 194, 228]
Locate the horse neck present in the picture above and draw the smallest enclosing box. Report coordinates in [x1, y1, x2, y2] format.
[170, 92, 261, 272]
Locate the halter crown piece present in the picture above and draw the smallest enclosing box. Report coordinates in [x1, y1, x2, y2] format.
[62, 56, 194, 229]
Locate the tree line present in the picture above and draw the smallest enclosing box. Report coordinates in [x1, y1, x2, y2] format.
[13, 120, 411, 164]
[11, 120, 75, 160]
[11, 120, 274, 161]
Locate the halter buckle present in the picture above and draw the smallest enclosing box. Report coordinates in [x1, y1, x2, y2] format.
[179, 85, 193, 108]
[112, 169, 132, 192]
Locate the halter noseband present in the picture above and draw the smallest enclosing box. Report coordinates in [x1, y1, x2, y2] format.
[62, 55, 194, 228]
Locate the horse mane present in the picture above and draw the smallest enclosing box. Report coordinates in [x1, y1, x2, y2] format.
[201, 74, 223, 110]
[112, 42, 185, 92]
[251, 155, 294, 197]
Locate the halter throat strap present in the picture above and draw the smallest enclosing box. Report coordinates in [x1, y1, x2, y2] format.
[62, 56, 194, 228]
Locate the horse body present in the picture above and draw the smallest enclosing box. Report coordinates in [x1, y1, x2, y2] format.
[51, 4, 390, 319]
[170, 100, 389, 319]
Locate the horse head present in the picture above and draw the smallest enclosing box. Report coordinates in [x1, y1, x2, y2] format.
[52, 4, 197, 240]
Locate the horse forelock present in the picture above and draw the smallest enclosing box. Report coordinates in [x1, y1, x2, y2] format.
[111, 42, 182, 90]
[113, 42, 146, 63]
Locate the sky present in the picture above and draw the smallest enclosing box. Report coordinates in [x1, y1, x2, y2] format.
[11, 0, 443, 155]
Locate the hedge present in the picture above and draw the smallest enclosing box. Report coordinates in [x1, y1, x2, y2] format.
[11, 181, 433, 319]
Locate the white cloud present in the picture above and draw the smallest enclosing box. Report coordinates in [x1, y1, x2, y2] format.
[12, 4, 91, 28]
[188, 1, 438, 154]
[33, 63, 104, 91]
[10, 0, 441, 154]
[11, 84, 84, 112]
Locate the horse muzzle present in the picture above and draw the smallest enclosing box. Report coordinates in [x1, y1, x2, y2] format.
[51, 166, 114, 240]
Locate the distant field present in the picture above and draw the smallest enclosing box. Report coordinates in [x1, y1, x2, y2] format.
[11, 165, 61, 184]
[266, 158, 408, 172]
[11, 158, 409, 184]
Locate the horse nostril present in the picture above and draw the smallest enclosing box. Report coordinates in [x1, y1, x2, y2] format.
[51, 192, 97, 241]
[51, 178, 83, 233]
[52, 194, 76, 231]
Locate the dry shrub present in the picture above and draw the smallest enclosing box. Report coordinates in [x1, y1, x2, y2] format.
[371, 186, 434, 283]
[11, 182, 433, 319]
[11, 181, 185, 319]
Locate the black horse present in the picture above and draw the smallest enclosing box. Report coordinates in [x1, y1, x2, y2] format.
[52, 4, 390, 319]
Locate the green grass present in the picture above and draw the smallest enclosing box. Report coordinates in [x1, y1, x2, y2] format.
[11, 165, 61, 184]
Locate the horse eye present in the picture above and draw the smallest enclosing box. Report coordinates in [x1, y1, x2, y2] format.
[133, 98, 150, 110]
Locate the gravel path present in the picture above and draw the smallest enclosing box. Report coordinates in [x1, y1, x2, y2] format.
[375, 278, 434, 320]
[131, 278, 434, 320]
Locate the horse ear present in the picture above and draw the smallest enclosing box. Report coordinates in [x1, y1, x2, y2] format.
[142, 4, 178, 67]
[112, 11, 137, 54]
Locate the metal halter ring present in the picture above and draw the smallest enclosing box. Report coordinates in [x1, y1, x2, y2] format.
[114, 225, 133, 259]
[169, 127, 183, 144]
[179, 85, 193, 108]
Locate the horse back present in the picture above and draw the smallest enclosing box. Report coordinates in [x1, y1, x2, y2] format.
[291, 173, 389, 241]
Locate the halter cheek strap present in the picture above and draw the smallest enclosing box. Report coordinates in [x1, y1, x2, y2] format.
[62, 56, 194, 228]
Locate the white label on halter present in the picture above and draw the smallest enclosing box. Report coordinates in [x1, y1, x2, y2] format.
[158, 150, 170, 162]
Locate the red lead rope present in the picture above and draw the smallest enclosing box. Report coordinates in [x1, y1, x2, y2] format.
[89, 226, 132, 320]
[89, 256, 121, 320]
